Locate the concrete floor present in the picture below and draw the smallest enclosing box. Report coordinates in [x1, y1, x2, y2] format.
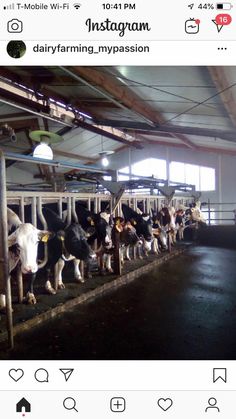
[1, 246, 236, 360]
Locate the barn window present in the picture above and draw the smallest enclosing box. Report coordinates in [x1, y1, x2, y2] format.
[118, 166, 130, 181]
[118, 158, 167, 181]
[200, 167, 215, 191]
[169, 162, 185, 183]
[170, 161, 215, 191]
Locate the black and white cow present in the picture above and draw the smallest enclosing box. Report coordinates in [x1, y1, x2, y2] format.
[0, 208, 52, 310]
[41, 207, 96, 294]
[175, 209, 185, 241]
[121, 204, 153, 255]
[74, 204, 113, 274]
[112, 217, 143, 262]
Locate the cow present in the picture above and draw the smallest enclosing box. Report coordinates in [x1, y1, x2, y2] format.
[185, 202, 206, 227]
[0, 208, 52, 310]
[41, 207, 96, 294]
[175, 209, 185, 241]
[156, 206, 177, 245]
[151, 215, 168, 252]
[121, 204, 153, 256]
[74, 204, 114, 274]
[112, 217, 143, 263]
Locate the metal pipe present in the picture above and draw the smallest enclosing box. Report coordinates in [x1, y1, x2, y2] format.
[67, 197, 72, 226]
[19, 197, 25, 223]
[5, 152, 108, 174]
[18, 197, 24, 304]
[0, 96, 72, 128]
[16, 264, 23, 304]
[0, 149, 13, 348]
[37, 196, 49, 269]
[58, 198, 63, 218]
[31, 197, 37, 227]
[71, 197, 78, 223]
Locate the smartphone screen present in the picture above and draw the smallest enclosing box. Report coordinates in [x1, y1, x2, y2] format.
[0, 0, 235, 417]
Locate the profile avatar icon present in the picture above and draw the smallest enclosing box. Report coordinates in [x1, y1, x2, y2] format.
[205, 397, 220, 412]
[7, 40, 26, 58]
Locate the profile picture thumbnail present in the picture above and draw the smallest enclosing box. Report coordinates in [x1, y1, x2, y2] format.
[7, 40, 26, 59]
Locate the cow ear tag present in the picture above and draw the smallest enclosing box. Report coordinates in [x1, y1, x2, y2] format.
[87, 216, 95, 226]
[41, 233, 50, 243]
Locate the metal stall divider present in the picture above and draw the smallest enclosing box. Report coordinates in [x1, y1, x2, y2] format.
[0, 150, 13, 348]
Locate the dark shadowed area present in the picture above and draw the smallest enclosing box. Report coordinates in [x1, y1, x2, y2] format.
[1, 246, 236, 360]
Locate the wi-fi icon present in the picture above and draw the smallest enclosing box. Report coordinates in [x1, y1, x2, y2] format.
[73, 3, 81, 9]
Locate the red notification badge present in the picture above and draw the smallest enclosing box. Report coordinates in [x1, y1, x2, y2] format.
[215, 14, 232, 25]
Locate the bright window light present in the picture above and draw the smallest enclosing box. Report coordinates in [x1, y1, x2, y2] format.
[186, 164, 200, 190]
[118, 159, 167, 181]
[200, 167, 215, 191]
[170, 162, 185, 183]
[170, 161, 215, 191]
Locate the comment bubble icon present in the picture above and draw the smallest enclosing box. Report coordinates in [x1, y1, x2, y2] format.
[34, 368, 49, 383]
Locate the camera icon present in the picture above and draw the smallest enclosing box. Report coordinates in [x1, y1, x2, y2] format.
[7, 19, 23, 33]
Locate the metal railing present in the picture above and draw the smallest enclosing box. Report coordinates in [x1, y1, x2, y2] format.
[201, 199, 236, 225]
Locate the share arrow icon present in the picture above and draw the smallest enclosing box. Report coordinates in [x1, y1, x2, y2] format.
[212, 19, 224, 32]
[60, 368, 74, 382]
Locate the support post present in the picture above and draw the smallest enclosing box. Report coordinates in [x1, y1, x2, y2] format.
[208, 199, 211, 226]
[0, 149, 14, 348]
[113, 230, 122, 276]
[17, 264, 23, 304]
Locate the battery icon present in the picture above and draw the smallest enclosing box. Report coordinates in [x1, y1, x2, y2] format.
[216, 3, 233, 9]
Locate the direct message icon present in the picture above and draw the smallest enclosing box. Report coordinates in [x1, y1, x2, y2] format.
[157, 398, 173, 411]
[213, 368, 227, 383]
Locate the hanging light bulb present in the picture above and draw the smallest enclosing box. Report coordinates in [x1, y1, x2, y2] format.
[102, 156, 109, 167]
[33, 142, 53, 160]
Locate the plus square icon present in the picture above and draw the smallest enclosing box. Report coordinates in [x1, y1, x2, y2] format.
[110, 397, 126, 412]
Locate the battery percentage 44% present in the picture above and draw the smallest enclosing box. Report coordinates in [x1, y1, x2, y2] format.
[188, 3, 214, 9]
[198, 3, 214, 9]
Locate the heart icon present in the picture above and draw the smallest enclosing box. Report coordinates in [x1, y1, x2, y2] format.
[9, 369, 24, 382]
[157, 398, 173, 411]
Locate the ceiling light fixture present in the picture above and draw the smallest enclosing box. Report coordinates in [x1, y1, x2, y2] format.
[99, 150, 114, 167]
[30, 130, 63, 160]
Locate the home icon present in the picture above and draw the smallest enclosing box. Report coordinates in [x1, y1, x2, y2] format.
[16, 398, 31, 413]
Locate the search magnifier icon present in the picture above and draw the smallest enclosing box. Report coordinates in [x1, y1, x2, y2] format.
[63, 397, 78, 413]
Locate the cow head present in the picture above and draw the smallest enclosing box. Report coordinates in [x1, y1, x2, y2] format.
[8, 223, 52, 274]
[95, 212, 113, 249]
[63, 224, 96, 261]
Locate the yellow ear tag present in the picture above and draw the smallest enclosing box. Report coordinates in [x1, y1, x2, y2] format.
[87, 216, 95, 226]
[41, 234, 49, 243]
[133, 220, 137, 225]
[59, 235, 65, 242]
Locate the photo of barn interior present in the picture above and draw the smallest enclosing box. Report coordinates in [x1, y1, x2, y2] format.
[0, 66, 236, 360]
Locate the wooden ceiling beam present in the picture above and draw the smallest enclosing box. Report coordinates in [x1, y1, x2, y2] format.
[67, 67, 197, 149]
[65, 66, 163, 126]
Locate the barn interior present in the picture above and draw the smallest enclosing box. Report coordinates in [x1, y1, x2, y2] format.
[0, 65, 236, 358]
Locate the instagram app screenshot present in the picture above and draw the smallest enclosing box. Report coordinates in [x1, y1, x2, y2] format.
[0, 0, 236, 417]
